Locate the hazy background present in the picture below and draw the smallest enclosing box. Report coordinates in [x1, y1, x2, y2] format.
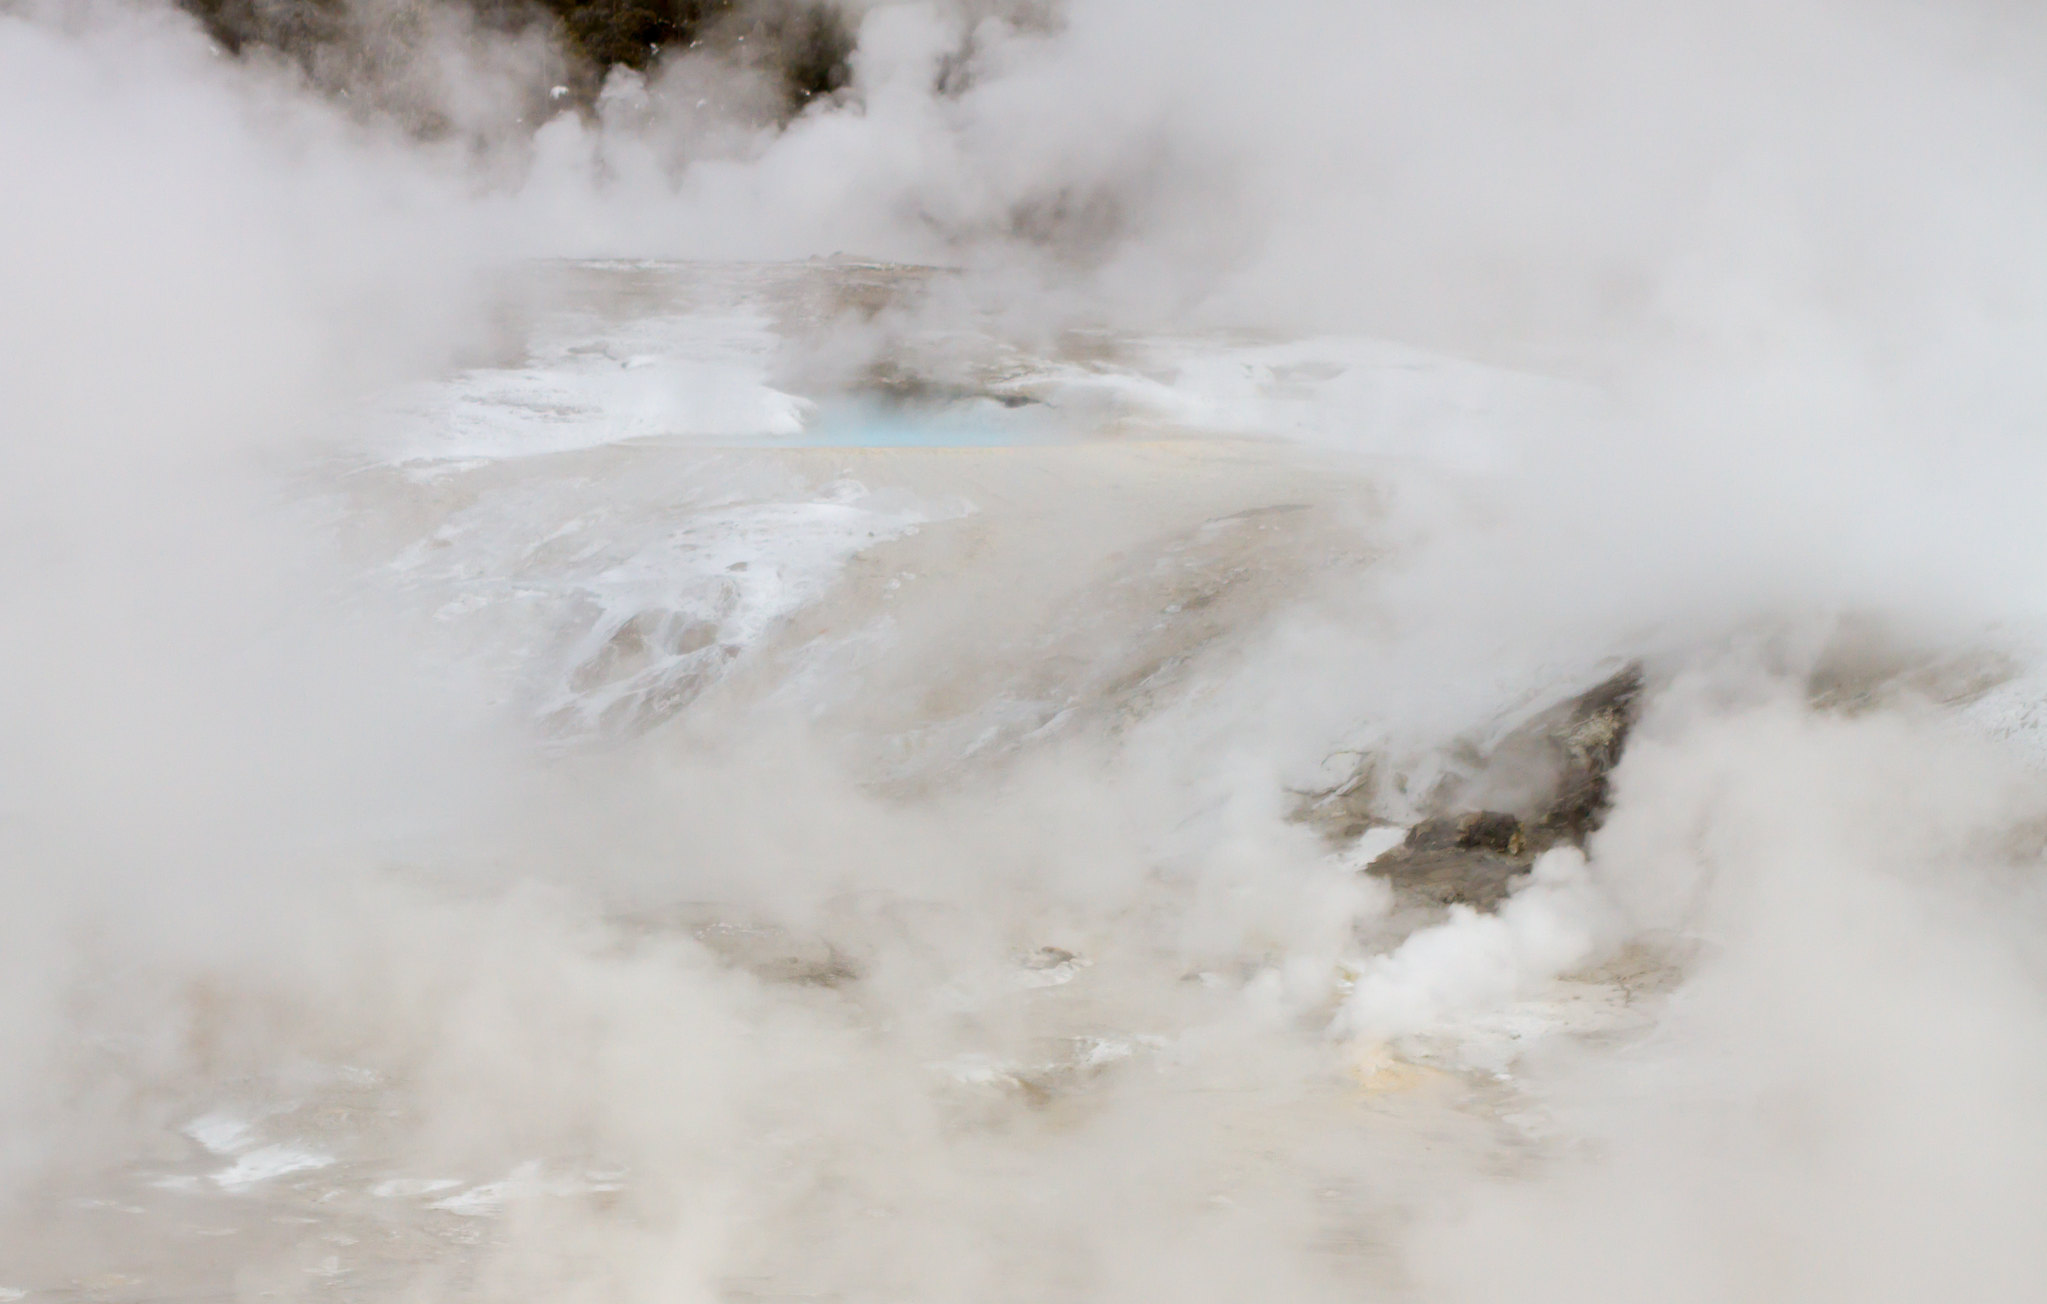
[5, 0, 2047, 1298]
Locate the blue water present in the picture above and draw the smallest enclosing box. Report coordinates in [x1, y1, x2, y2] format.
[749, 398, 1063, 448]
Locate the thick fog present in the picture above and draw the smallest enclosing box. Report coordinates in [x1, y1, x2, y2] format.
[5, 1, 2047, 1299]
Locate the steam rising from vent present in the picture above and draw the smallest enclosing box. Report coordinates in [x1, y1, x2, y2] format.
[5, 1, 2047, 1300]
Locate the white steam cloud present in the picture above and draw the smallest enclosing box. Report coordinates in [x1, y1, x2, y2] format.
[4, 0, 2047, 1299]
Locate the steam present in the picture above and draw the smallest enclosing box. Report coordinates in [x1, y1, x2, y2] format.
[5, 0, 2047, 1299]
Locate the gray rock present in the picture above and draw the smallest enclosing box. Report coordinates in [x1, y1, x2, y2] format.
[1347, 663, 1644, 910]
[1519, 662, 1643, 852]
[1405, 809, 1527, 857]
[1367, 845, 1533, 911]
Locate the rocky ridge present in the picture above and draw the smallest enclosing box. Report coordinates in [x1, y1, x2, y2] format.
[1305, 664, 1645, 911]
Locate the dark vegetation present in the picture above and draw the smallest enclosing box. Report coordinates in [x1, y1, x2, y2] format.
[179, 0, 855, 121]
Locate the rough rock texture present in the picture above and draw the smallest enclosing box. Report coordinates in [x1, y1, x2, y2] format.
[542, 0, 726, 74]
[178, 0, 855, 120]
[1333, 663, 1645, 910]
[1367, 811, 1531, 910]
[1518, 662, 1643, 852]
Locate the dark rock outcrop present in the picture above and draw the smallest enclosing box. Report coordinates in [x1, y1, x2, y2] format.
[1338, 663, 1645, 911]
[544, 0, 727, 76]
[1518, 662, 1642, 852]
[1409, 809, 1527, 858]
[178, 0, 855, 122]
[1368, 810, 1530, 910]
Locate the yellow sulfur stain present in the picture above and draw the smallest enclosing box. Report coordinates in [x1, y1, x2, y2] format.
[1345, 1042, 1448, 1095]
